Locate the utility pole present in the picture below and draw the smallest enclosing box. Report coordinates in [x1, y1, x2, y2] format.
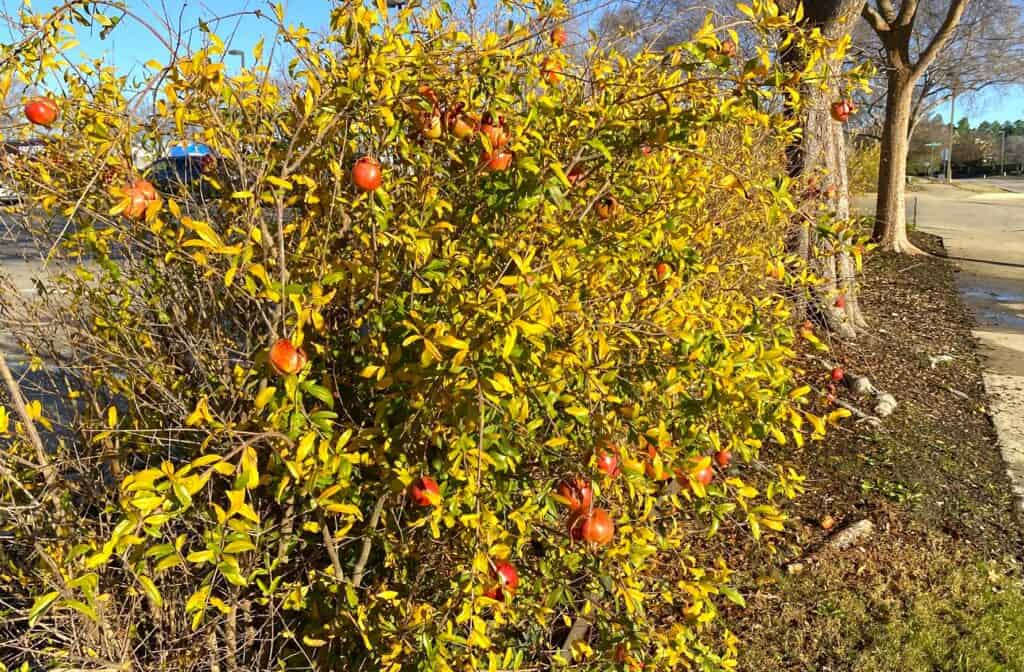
[1001, 128, 1007, 176]
[945, 90, 955, 183]
[926, 142, 942, 177]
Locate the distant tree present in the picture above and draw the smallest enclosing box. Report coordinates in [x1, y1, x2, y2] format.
[851, 0, 1024, 144]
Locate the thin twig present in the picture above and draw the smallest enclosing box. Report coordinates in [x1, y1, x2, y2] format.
[352, 494, 386, 589]
[0, 351, 56, 488]
[319, 511, 347, 584]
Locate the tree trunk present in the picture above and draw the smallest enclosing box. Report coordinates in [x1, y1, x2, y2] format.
[784, 0, 869, 338]
[873, 69, 921, 254]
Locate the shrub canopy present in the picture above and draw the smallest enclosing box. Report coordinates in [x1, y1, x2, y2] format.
[0, 1, 849, 670]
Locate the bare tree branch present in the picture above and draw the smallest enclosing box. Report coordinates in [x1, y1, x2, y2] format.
[862, 6, 890, 34]
[912, 0, 970, 78]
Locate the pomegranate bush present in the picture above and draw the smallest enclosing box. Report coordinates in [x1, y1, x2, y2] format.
[0, 1, 851, 669]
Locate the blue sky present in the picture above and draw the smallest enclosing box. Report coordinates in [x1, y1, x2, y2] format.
[3, 0, 1022, 124]
[0, 1, 331, 80]
[937, 87, 1024, 126]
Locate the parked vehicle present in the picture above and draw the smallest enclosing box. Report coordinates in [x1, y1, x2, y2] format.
[142, 153, 234, 202]
[0, 140, 46, 204]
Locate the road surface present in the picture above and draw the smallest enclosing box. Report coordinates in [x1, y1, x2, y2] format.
[910, 182, 1024, 512]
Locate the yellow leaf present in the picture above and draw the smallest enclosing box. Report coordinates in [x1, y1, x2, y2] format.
[437, 334, 469, 350]
[489, 373, 514, 395]
[255, 386, 276, 410]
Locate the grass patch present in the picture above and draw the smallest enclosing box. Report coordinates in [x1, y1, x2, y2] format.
[741, 532, 1024, 671]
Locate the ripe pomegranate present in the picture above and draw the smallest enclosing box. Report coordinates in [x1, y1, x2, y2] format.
[556, 477, 593, 513]
[596, 448, 620, 477]
[830, 99, 856, 123]
[124, 179, 159, 220]
[681, 462, 714, 487]
[199, 153, 217, 174]
[408, 475, 440, 507]
[417, 84, 438, 105]
[577, 508, 615, 545]
[482, 150, 513, 172]
[480, 115, 509, 149]
[714, 449, 732, 469]
[352, 156, 382, 191]
[567, 164, 585, 185]
[643, 441, 672, 481]
[595, 196, 618, 220]
[541, 58, 564, 84]
[484, 561, 519, 601]
[550, 26, 568, 47]
[831, 367, 845, 382]
[655, 262, 671, 281]
[269, 338, 307, 375]
[24, 97, 59, 127]
[834, 294, 846, 309]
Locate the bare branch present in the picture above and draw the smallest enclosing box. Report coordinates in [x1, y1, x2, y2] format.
[912, 0, 970, 78]
[351, 494, 387, 589]
[0, 352, 56, 489]
[876, 0, 898, 24]
[896, 0, 920, 27]
[862, 6, 890, 34]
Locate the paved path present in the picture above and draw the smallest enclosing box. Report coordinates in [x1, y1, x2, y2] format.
[910, 182, 1024, 512]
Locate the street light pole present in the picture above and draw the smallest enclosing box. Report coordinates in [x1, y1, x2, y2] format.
[946, 89, 955, 183]
[1001, 128, 1007, 176]
[926, 142, 941, 177]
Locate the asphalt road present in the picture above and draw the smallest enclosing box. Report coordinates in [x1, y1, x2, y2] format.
[964, 176, 1024, 193]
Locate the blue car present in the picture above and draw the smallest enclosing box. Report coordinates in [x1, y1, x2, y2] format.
[143, 154, 232, 201]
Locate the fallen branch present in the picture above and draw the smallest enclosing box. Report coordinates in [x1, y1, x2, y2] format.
[834, 398, 883, 427]
[786, 518, 875, 574]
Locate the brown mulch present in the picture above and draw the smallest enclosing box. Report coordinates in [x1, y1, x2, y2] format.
[722, 231, 1024, 669]
[786, 231, 1024, 558]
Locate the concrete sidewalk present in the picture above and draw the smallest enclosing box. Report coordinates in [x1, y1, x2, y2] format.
[907, 183, 1024, 512]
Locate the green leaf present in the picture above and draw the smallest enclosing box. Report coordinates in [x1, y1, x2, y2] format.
[144, 543, 176, 559]
[137, 575, 164, 607]
[64, 599, 98, 622]
[720, 585, 746, 607]
[27, 591, 59, 626]
[223, 539, 256, 554]
[302, 382, 334, 408]
[185, 586, 210, 613]
[255, 386, 277, 410]
[587, 137, 613, 162]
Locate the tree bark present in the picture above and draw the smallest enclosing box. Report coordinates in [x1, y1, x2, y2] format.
[873, 69, 921, 254]
[785, 0, 869, 337]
